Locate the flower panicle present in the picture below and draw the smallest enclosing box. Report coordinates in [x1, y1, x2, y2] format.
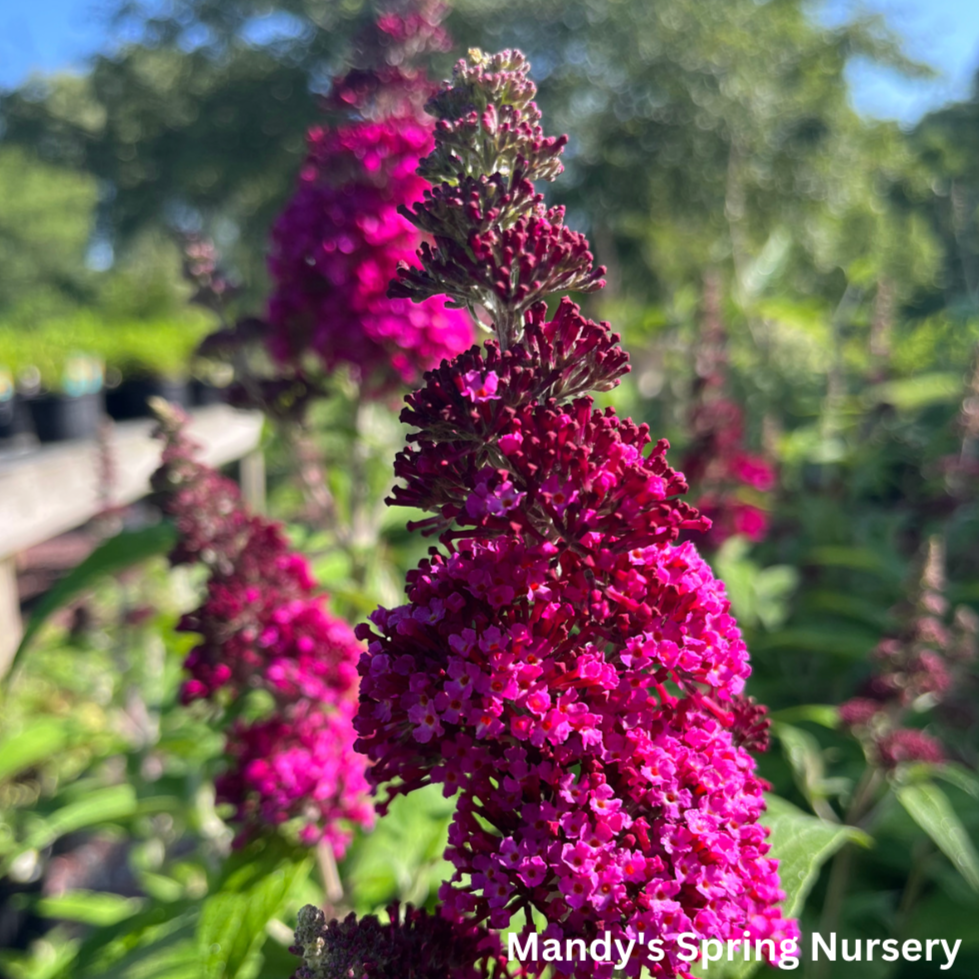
[419, 49, 567, 189]
[151, 408, 373, 851]
[356, 49, 798, 978]
[265, 7, 473, 394]
[680, 273, 775, 548]
[839, 535, 977, 770]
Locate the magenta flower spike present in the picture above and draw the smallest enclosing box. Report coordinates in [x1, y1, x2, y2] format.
[152, 406, 373, 853]
[265, 10, 473, 395]
[840, 536, 977, 770]
[353, 51, 798, 977]
[681, 273, 775, 548]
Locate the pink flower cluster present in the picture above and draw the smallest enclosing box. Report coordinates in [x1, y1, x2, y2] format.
[265, 12, 472, 394]
[217, 701, 372, 847]
[840, 537, 977, 770]
[681, 274, 775, 548]
[152, 407, 372, 853]
[354, 49, 798, 978]
[356, 373, 795, 975]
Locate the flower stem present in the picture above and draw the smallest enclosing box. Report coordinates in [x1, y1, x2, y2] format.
[810, 765, 883, 979]
[317, 838, 344, 909]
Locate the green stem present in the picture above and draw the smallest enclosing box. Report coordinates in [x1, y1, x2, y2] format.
[348, 394, 371, 587]
[317, 838, 343, 910]
[897, 839, 932, 935]
[809, 766, 883, 979]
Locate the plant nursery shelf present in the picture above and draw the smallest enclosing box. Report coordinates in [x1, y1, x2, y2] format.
[0, 404, 264, 671]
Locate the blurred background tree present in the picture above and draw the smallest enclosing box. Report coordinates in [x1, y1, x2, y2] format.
[0, 0, 956, 312]
[0, 146, 98, 321]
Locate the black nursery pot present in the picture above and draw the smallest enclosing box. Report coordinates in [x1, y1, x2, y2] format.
[189, 378, 227, 407]
[0, 395, 33, 442]
[28, 392, 104, 443]
[105, 376, 190, 421]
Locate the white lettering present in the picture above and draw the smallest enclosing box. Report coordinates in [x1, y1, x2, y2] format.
[589, 933, 611, 961]
[940, 940, 962, 971]
[701, 939, 725, 968]
[778, 937, 800, 971]
[811, 933, 836, 961]
[841, 939, 861, 962]
[542, 938, 562, 962]
[508, 932, 537, 962]
[676, 933, 700, 962]
[565, 939, 586, 961]
[645, 938, 665, 962]
[613, 938, 636, 969]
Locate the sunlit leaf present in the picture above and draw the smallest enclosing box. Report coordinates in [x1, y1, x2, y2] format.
[3, 785, 139, 874]
[198, 854, 312, 979]
[11, 522, 177, 675]
[0, 718, 71, 783]
[35, 892, 146, 927]
[896, 782, 979, 891]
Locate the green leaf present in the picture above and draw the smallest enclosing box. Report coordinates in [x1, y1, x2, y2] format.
[769, 705, 840, 728]
[755, 626, 876, 659]
[898, 761, 979, 799]
[81, 919, 199, 979]
[806, 546, 895, 576]
[35, 891, 146, 927]
[864, 372, 963, 411]
[0, 718, 71, 782]
[342, 783, 455, 913]
[10, 522, 177, 674]
[0, 927, 80, 979]
[691, 797, 866, 978]
[896, 782, 979, 891]
[68, 900, 197, 978]
[3, 785, 139, 873]
[935, 764, 979, 800]
[762, 795, 870, 918]
[772, 722, 839, 809]
[198, 854, 312, 979]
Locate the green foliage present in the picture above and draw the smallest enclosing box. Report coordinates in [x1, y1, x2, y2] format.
[11, 523, 178, 676]
[197, 840, 313, 979]
[0, 311, 213, 386]
[0, 146, 99, 320]
[340, 785, 455, 914]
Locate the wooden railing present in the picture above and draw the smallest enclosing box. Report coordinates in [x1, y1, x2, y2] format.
[0, 405, 264, 672]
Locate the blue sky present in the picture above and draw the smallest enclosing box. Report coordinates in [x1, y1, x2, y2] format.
[1, 0, 978, 124]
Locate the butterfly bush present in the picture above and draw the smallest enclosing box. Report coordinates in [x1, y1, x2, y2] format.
[151, 407, 373, 853]
[840, 536, 977, 769]
[265, 10, 472, 395]
[681, 273, 775, 548]
[352, 50, 798, 978]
